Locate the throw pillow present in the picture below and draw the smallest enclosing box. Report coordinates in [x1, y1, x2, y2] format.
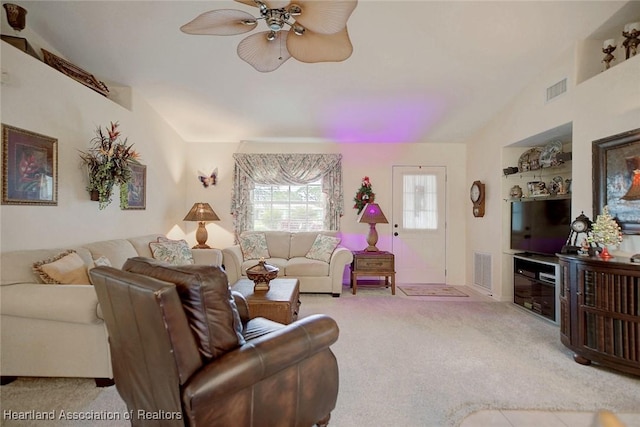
[123, 257, 245, 360]
[93, 256, 112, 267]
[306, 234, 341, 263]
[149, 237, 195, 266]
[88, 256, 113, 285]
[33, 250, 91, 285]
[239, 233, 270, 260]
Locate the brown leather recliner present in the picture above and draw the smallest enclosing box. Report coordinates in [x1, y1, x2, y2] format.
[90, 260, 339, 427]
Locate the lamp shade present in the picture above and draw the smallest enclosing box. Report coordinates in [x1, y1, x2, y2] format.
[357, 203, 388, 224]
[183, 203, 220, 222]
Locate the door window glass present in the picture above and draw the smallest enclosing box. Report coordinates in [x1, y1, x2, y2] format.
[403, 174, 438, 230]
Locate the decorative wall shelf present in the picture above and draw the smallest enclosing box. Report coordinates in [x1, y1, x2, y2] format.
[575, 3, 640, 84]
[505, 194, 571, 203]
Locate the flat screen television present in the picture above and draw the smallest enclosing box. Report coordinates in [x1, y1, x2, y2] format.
[510, 198, 571, 256]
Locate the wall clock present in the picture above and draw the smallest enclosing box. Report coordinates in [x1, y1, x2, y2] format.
[470, 180, 485, 217]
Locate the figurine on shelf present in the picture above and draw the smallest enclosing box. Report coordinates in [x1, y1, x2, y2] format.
[623, 22, 639, 59]
[602, 39, 617, 71]
[509, 185, 523, 199]
[578, 238, 591, 256]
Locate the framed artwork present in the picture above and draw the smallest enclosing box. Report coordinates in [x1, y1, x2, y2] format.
[593, 128, 640, 234]
[2, 124, 58, 206]
[123, 163, 146, 210]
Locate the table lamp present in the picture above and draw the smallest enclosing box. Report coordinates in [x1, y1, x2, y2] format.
[357, 203, 388, 252]
[183, 202, 220, 249]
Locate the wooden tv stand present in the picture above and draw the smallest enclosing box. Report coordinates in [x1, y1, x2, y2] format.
[557, 254, 640, 376]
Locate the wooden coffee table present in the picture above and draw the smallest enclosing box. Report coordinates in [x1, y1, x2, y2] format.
[231, 278, 301, 325]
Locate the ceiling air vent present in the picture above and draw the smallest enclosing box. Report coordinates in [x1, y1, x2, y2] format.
[546, 78, 567, 102]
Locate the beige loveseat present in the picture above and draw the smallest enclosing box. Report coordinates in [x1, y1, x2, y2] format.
[0, 234, 222, 385]
[222, 231, 353, 297]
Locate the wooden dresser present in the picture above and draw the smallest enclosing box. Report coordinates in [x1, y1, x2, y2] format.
[557, 254, 639, 376]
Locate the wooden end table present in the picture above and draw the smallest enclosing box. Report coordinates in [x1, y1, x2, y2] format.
[350, 251, 396, 295]
[231, 278, 300, 324]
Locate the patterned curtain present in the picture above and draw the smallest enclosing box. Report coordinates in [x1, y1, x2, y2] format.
[231, 154, 343, 240]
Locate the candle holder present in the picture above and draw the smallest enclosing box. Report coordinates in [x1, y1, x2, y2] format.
[622, 22, 639, 59]
[602, 40, 617, 71]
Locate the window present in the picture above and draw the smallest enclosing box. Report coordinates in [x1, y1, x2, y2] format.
[252, 180, 324, 231]
[232, 153, 343, 238]
[403, 174, 438, 229]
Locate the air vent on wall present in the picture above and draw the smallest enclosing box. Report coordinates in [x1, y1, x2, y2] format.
[473, 252, 492, 292]
[546, 78, 567, 102]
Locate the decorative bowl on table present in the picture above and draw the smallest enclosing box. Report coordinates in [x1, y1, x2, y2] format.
[246, 258, 279, 291]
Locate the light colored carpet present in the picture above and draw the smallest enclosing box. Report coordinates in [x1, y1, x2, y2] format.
[399, 284, 469, 297]
[2, 286, 639, 427]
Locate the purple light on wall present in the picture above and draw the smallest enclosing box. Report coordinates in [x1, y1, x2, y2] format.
[321, 94, 447, 143]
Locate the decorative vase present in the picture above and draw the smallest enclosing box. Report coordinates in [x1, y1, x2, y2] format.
[90, 189, 110, 202]
[599, 246, 613, 260]
[3, 3, 27, 31]
[246, 258, 279, 291]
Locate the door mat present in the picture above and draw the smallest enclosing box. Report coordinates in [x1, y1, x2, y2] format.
[399, 285, 468, 297]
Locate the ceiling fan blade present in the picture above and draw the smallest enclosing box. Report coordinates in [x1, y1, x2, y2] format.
[287, 27, 353, 63]
[235, 0, 291, 9]
[294, 0, 357, 34]
[180, 9, 257, 35]
[237, 31, 292, 72]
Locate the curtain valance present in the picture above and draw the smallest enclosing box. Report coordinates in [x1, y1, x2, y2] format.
[231, 153, 344, 239]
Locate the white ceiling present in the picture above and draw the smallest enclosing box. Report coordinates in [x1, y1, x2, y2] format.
[4, 1, 633, 143]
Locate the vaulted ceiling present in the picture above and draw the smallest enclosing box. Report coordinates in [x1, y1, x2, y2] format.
[5, 1, 633, 143]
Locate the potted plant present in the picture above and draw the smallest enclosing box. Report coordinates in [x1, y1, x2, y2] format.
[79, 122, 140, 209]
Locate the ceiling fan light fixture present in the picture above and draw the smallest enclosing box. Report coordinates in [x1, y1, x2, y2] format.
[182, 0, 358, 71]
[265, 8, 287, 31]
[287, 4, 302, 16]
[256, 1, 268, 14]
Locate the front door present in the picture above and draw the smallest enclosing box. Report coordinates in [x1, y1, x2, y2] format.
[391, 166, 447, 284]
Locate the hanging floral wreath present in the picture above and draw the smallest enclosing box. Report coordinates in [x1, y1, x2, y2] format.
[353, 176, 375, 214]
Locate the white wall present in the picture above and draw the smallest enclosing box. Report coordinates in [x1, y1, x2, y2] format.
[1, 40, 468, 288]
[0, 43, 188, 251]
[186, 140, 468, 286]
[5, 23, 636, 295]
[466, 45, 640, 301]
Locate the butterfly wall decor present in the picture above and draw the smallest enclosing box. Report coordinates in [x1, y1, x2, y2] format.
[198, 168, 218, 188]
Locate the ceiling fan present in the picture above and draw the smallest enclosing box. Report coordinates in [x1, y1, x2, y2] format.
[180, 0, 358, 72]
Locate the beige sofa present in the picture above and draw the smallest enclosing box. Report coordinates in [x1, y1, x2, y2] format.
[222, 231, 353, 297]
[0, 234, 222, 385]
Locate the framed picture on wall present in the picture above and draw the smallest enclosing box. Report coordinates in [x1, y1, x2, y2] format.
[123, 163, 146, 210]
[593, 128, 640, 234]
[2, 124, 58, 206]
